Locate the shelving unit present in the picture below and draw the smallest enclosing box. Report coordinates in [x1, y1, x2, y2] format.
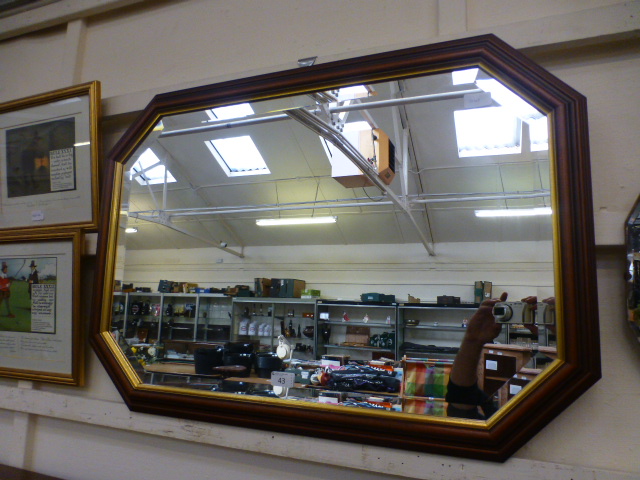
[315, 300, 398, 361]
[111, 292, 552, 367]
[109, 292, 233, 360]
[196, 294, 233, 342]
[231, 298, 317, 356]
[397, 303, 484, 360]
[124, 292, 164, 342]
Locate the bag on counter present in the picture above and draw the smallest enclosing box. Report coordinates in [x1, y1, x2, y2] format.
[326, 365, 400, 393]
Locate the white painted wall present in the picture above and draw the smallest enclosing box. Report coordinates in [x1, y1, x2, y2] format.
[121, 241, 555, 301]
[0, 1, 639, 479]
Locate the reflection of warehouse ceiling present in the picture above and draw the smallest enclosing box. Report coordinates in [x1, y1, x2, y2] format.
[120, 69, 552, 254]
[0, 0, 58, 18]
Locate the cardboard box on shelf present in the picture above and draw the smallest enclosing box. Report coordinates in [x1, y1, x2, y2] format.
[254, 277, 271, 297]
[275, 279, 306, 298]
[183, 283, 198, 293]
[301, 289, 321, 298]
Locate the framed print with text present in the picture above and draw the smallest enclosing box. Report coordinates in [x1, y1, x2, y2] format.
[0, 81, 100, 231]
[0, 230, 83, 385]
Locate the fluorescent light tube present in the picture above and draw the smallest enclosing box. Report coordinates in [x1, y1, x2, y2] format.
[256, 216, 337, 226]
[125, 227, 138, 233]
[475, 207, 552, 218]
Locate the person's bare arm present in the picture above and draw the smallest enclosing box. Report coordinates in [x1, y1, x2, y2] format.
[450, 292, 507, 388]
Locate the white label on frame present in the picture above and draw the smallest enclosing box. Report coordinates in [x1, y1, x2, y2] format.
[510, 384, 523, 395]
[486, 360, 498, 370]
[31, 210, 44, 221]
[271, 371, 295, 388]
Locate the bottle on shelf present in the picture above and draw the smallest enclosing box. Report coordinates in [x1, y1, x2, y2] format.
[321, 324, 331, 343]
[286, 319, 294, 338]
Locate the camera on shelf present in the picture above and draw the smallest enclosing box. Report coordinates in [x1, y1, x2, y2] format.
[536, 301, 556, 325]
[492, 301, 535, 324]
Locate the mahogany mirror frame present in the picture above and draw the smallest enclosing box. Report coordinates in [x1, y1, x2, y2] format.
[89, 34, 600, 462]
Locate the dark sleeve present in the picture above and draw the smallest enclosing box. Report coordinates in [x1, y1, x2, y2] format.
[445, 379, 497, 420]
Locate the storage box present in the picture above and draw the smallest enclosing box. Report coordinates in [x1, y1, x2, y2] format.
[236, 287, 253, 297]
[474, 281, 484, 304]
[156, 280, 170, 293]
[321, 354, 350, 366]
[225, 285, 252, 297]
[482, 281, 493, 301]
[269, 278, 281, 297]
[275, 279, 306, 298]
[301, 289, 321, 298]
[254, 278, 272, 297]
[361, 292, 396, 303]
[436, 295, 460, 305]
[344, 326, 370, 346]
[318, 390, 348, 404]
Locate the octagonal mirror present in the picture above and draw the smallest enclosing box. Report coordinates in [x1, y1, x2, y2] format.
[91, 34, 599, 461]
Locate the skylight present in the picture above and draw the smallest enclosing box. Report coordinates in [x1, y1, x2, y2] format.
[334, 85, 370, 102]
[452, 68, 479, 85]
[131, 148, 176, 185]
[476, 78, 544, 123]
[452, 71, 549, 155]
[454, 107, 522, 157]
[528, 116, 549, 152]
[205, 135, 270, 177]
[205, 103, 254, 122]
[342, 121, 371, 133]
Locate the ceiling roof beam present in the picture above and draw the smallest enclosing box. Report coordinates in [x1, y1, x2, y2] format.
[328, 88, 481, 114]
[286, 107, 436, 255]
[158, 89, 481, 139]
[152, 142, 247, 248]
[129, 191, 550, 217]
[129, 212, 245, 258]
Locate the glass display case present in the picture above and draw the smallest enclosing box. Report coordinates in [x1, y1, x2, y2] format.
[195, 294, 233, 342]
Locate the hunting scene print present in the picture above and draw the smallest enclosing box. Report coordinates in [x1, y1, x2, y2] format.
[0, 257, 57, 334]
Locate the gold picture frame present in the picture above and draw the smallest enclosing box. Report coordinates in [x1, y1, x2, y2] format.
[0, 81, 101, 232]
[0, 230, 84, 385]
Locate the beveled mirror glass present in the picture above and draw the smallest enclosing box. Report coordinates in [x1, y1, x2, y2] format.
[91, 35, 600, 461]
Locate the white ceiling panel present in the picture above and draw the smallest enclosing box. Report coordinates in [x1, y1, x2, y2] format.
[117, 68, 553, 252]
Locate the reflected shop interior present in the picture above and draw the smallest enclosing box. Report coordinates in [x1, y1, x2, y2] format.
[108, 65, 557, 420]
